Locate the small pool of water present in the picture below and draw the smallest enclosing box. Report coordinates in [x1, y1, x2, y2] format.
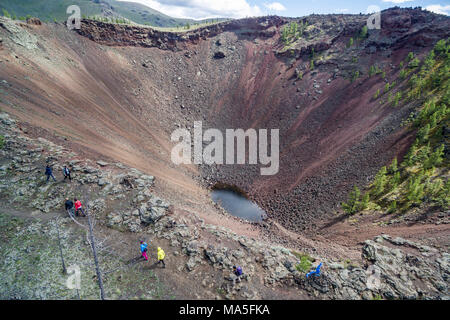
[211, 189, 266, 222]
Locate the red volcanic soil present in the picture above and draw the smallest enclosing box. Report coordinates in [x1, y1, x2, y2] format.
[0, 7, 449, 242]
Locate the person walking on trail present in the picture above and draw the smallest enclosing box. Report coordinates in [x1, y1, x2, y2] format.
[45, 164, 56, 182]
[140, 240, 149, 261]
[232, 265, 243, 285]
[63, 165, 72, 181]
[157, 247, 166, 268]
[65, 198, 74, 217]
[74, 198, 86, 217]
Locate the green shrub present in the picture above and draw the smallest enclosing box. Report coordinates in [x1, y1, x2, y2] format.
[433, 39, 448, 56]
[374, 89, 380, 99]
[348, 37, 354, 47]
[360, 26, 368, 39]
[294, 253, 314, 273]
[0, 135, 4, 149]
[388, 200, 397, 213]
[2, 9, 11, 18]
[372, 166, 388, 197]
[360, 192, 370, 210]
[409, 58, 420, 68]
[423, 144, 444, 169]
[399, 69, 407, 79]
[406, 175, 425, 206]
[342, 186, 361, 215]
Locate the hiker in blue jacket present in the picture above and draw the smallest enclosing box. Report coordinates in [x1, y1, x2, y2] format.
[45, 165, 56, 182]
[140, 240, 149, 261]
[232, 265, 243, 285]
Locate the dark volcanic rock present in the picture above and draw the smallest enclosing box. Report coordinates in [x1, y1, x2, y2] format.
[213, 51, 226, 59]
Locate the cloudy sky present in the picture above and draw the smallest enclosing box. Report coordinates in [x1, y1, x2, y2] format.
[118, 0, 450, 20]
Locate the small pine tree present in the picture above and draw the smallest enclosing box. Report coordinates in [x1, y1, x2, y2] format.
[2, 9, 11, 18]
[374, 89, 380, 99]
[406, 175, 425, 205]
[360, 192, 370, 210]
[424, 144, 444, 169]
[360, 25, 368, 39]
[372, 166, 388, 197]
[391, 171, 401, 189]
[348, 37, 354, 47]
[409, 58, 420, 68]
[342, 186, 361, 215]
[388, 200, 397, 213]
[407, 52, 414, 61]
[399, 69, 407, 79]
[389, 158, 398, 173]
[385, 82, 390, 92]
[394, 92, 402, 106]
[417, 123, 430, 143]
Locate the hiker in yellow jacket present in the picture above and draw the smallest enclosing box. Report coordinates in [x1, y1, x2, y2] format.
[157, 247, 166, 268]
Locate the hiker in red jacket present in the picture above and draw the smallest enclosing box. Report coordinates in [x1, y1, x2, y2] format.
[74, 198, 86, 217]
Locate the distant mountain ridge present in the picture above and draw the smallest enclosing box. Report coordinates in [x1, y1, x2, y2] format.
[0, 0, 225, 27]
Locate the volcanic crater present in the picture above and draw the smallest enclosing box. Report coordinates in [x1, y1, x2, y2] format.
[1, 7, 449, 239]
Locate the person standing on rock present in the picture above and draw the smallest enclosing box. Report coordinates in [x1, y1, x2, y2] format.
[157, 247, 166, 268]
[45, 164, 56, 182]
[140, 240, 149, 261]
[74, 198, 86, 217]
[232, 265, 243, 285]
[65, 198, 74, 217]
[63, 165, 72, 181]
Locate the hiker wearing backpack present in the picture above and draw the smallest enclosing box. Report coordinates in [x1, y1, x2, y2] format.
[74, 198, 86, 217]
[140, 240, 149, 261]
[157, 247, 166, 268]
[63, 165, 72, 181]
[65, 198, 74, 217]
[45, 164, 56, 182]
[232, 265, 243, 284]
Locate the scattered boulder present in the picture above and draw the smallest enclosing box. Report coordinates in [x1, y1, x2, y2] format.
[213, 51, 226, 59]
[26, 17, 42, 25]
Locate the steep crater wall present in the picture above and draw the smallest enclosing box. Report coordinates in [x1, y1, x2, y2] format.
[0, 8, 449, 236]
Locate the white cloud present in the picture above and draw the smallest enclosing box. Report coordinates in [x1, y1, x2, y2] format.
[264, 2, 286, 11]
[381, 0, 413, 3]
[337, 8, 349, 13]
[118, 0, 263, 20]
[425, 4, 450, 15]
